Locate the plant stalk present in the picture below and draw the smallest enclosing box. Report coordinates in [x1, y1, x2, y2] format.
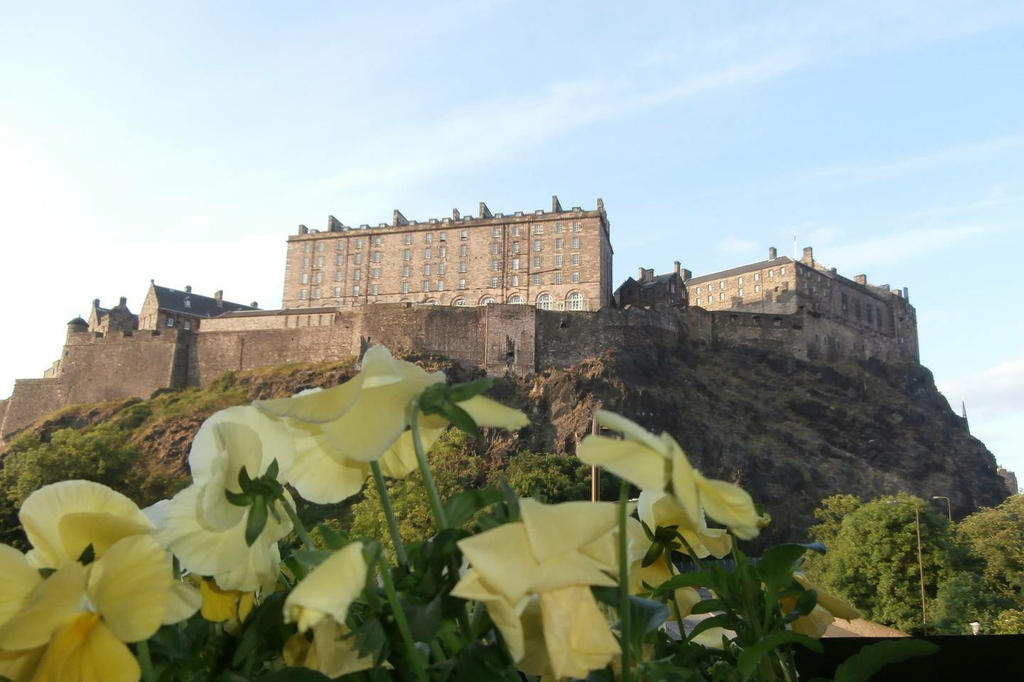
[137, 639, 156, 682]
[371, 460, 408, 565]
[379, 558, 428, 682]
[279, 495, 316, 552]
[618, 478, 632, 682]
[411, 401, 449, 529]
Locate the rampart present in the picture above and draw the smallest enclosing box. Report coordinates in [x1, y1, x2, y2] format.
[0, 303, 918, 443]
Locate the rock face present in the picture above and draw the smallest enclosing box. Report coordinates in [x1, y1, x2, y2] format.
[1, 344, 1006, 545]
[514, 341, 1007, 544]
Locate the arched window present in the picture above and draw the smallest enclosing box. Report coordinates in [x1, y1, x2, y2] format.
[480, 296, 496, 306]
[424, 299, 437, 305]
[452, 298, 467, 306]
[508, 294, 523, 304]
[536, 293, 552, 310]
[567, 292, 583, 311]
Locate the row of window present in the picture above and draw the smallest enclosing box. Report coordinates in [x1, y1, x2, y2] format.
[297, 269, 583, 299]
[297, 288, 586, 309]
[302, 237, 584, 271]
[692, 267, 787, 296]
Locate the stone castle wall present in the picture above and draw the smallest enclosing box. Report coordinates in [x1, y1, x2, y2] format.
[0, 303, 919, 443]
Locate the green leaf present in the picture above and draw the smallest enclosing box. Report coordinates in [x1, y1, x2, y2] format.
[444, 488, 506, 528]
[256, 669, 332, 682]
[627, 595, 670, 643]
[833, 639, 940, 682]
[313, 523, 350, 550]
[689, 598, 725, 615]
[264, 458, 279, 481]
[652, 570, 716, 597]
[737, 631, 823, 681]
[290, 549, 333, 570]
[755, 544, 811, 589]
[224, 489, 252, 507]
[448, 378, 495, 402]
[688, 613, 741, 641]
[405, 595, 444, 642]
[238, 465, 253, 489]
[353, 617, 387, 659]
[76, 543, 95, 565]
[244, 497, 269, 547]
[439, 401, 480, 437]
[641, 541, 664, 568]
[452, 639, 519, 682]
[787, 587, 818, 621]
[230, 592, 293, 669]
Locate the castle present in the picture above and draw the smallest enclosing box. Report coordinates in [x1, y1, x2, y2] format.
[0, 197, 918, 444]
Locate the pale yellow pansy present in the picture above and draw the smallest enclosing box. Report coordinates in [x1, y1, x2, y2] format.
[154, 484, 292, 593]
[198, 578, 255, 625]
[0, 545, 43, 627]
[19, 480, 153, 569]
[622, 517, 702, 621]
[538, 585, 621, 680]
[637, 490, 732, 559]
[784, 574, 861, 638]
[283, 620, 374, 678]
[284, 542, 367, 633]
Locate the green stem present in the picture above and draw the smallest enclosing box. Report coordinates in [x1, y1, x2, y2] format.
[411, 401, 449, 530]
[379, 558, 428, 682]
[618, 478, 632, 682]
[279, 496, 316, 552]
[137, 639, 156, 682]
[663, 554, 688, 626]
[371, 460, 408, 565]
[676, 533, 707, 572]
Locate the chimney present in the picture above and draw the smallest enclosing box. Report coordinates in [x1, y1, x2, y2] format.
[185, 285, 192, 293]
[118, 296, 127, 307]
[596, 197, 604, 213]
[680, 268, 692, 281]
[802, 246, 814, 264]
[479, 202, 493, 219]
[452, 208, 460, 220]
[769, 246, 777, 259]
[854, 275, 867, 285]
[673, 261, 681, 275]
[298, 224, 308, 235]
[215, 290, 224, 307]
[552, 195, 563, 213]
[92, 298, 100, 309]
[327, 215, 343, 232]
[392, 210, 409, 227]
[637, 267, 646, 282]
[250, 301, 258, 308]
[903, 287, 910, 302]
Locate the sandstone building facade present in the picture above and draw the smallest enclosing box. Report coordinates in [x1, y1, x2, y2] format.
[281, 196, 613, 313]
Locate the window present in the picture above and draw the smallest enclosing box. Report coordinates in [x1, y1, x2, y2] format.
[719, 292, 725, 301]
[403, 249, 411, 261]
[567, 292, 583, 310]
[352, 285, 359, 296]
[533, 256, 542, 268]
[460, 229, 468, 240]
[841, 293, 848, 311]
[554, 272, 562, 284]
[780, 267, 786, 275]
[303, 243, 312, 254]
[372, 252, 381, 263]
[402, 264, 410, 277]
[491, 277, 499, 287]
[512, 242, 520, 254]
[738, 288, 743, 297]
[401, 281, 409, 294]
[424, 248, 431, 259]
[439, 232, 447, 241]
[425, 233, 433, 244]
[491, 243, 500, 254]
[404, 234, 412, 245]
[513, 225, 520, 237]
[696, 286, 702, 294]
[302, 257, 309, 268]
[571, 272, 580, 283]
[301, 273, 309, 284]
[298, 290, 307, 300]
[353, 270, 362, 281]
[459, 261, 467, 273]
[554, 255, 563, 268]
[458, 278, 467, 289]
[316, 241, 324, 252]
[511, 275, 519, 287]
[336, 240, 344, 251]
[481, 296, 495, 305]
[335, 254, 343, 266]
[754, 284, 760, 293]
[423, 280, 430, 292]
[696, 298, 701, 306]
[492, 260, 500, 271]
[371, 268, 381, 279]
[313, 272, 322, 284]
[532, 274, 540, 285]
[492, 226, 501, 237]
[533, 239, 542, 251]
[571, 253, 580, 265]
[438, 263, 446, 275]
[738, 276, 743, 285]
[436, 280, 444, 291]
[333, 286, 341, 297]
[355, 238, 363, 249]
[719, 281, 725, 290]
[509, 294, 523, 304]
[439, 246, 446, 259]
[371, 284, 379, 295]
[572, 221, 581, 232]
[334, 271, 342, 281]
[512, 258, 520, 270]
[533, 224, 543, 235]
[373, 236, 382, 246]
[555, 222, 563, 233]
[166, 316, 175, 327]
[315, 256, 323, 268]
[460, 245, 468, 256]
[354, 253, 363, 265]
[768, 269, 774, 279]
[537, 293, 552, 309]
[453, 298, 466, 306]
[312, 288, 321, 299]
[571, 237, 580, 249]
[424, 264, 431, 276]
[754, 273, 760, 281]
[555, 238, 563, 250]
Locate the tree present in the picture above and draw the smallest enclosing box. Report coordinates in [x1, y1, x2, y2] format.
[804, 494, 862, 582]
[956, 495, 1024, 602]
[486, 452, 590, 503]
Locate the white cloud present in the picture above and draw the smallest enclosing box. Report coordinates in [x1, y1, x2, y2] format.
[822, 223, 998, 270]
[940, 353, 1024, 420]
[717, 237, 759, 255]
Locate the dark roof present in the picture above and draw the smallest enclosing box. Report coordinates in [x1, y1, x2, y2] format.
[642, 273, 677, 288]
[153, 285, 257, 318]
[68, 317, 88, 326]
[685, 256, 795, 285]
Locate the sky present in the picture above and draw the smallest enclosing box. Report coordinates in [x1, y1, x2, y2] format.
[1, 1, 1022, 487]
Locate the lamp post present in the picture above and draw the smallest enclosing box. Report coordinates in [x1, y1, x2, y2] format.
[889, 499, 928, 633]
[590, 416, 601, 502]
[931, 495, 952, 522]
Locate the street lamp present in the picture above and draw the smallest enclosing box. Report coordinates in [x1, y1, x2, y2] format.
[889, 499, 928, 633]
[932, 495, 952, 522]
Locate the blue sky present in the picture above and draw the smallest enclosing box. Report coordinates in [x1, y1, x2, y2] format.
[1, 1, 1022, 486]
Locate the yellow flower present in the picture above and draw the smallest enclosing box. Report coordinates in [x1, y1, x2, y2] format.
[19, 480, 154, 569]
[198, 578, 254, 627]
[578, 410, 763, 539]
[623, 517, 702, 621]
[0, 535, 179, 682]
[282, 543, 372, 677]
[783, 574, 861, 638]
[637, 490, 732, 559]
[452, 499, 621, 679]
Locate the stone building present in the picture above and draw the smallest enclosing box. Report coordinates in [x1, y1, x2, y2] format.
[614, 262, 690, 308]
[685, 246, 919, 362]
[280, 196, 613, 313]
[136, 282, 257, 332]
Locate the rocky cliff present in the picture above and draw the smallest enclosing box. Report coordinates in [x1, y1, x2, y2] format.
[0, 342, 1007, 545]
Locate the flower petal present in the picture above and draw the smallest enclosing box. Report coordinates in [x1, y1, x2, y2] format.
[539, 585, 620, 680]
[20, 481, 151, 569]
[255, 375, 365, 424]
[0, 544, 42, 627]
[284, 542, 367, 633]
[377, 414, 448, 479]
[669, 444, 702, 529]
[0, 645, 44, 682]
[694, 474, 760, 539]
[287, 433, 369, 504]
[577, 436, 668, 493]
[593, 410, 669, 455]
[57, 513, 154, 567]
[457, 395, 529, 430]
[163, 581, 201, 625]
[457, 523, 539, 604]
[32, 614, 140, 682]
[519, 499, 618, 563]
[87, 534, 172, 642]
[0, 562, 86, 651]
